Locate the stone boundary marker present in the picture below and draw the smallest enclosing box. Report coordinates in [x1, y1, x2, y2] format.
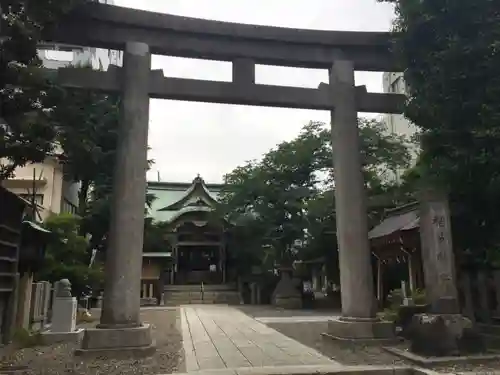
[384, 347, 500, 367]
[160, 364, 443, 375]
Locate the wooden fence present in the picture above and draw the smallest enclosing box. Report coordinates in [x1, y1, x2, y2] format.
[29, 281, 52, 330]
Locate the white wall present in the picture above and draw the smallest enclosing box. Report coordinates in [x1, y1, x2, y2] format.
[1, 159, 67, 221]
[382, 72, 420, 183]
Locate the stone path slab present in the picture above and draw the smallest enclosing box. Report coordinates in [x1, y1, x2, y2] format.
[180, 305, 339, 371]
[255, 316, 335, 324]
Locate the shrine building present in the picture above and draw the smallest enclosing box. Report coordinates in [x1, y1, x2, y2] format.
[142, 175, 231, 287]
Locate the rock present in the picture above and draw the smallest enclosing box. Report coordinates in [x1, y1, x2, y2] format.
[409, 313, 485, 357]
[397, 304, 428, 339]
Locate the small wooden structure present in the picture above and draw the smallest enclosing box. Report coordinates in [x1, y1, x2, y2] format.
[0, 186, 52, 343]
[0, 187, 27, 344]
[368, 202, 424, 303]
[15, 220, 51, 330]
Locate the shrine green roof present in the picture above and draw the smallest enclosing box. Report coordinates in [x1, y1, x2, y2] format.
[147, 177, 223, 223]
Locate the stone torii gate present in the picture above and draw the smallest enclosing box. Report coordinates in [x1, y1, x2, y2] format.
[46, 3, 405, 356]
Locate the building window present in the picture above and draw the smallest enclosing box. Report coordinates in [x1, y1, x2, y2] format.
[18, 193, 44, 206]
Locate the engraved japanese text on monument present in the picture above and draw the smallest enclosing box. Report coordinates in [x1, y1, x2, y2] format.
[430, 203, 455, 298]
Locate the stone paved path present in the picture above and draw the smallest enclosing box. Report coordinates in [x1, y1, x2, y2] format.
[254, 316, 334, 324]
[180, 305, 339, 371]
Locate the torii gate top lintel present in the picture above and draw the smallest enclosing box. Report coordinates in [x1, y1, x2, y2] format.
[46, 2, 398, 72]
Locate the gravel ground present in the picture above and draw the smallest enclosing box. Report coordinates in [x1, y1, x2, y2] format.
[0, 308, 183, 375]
[267, 320, 500, 374]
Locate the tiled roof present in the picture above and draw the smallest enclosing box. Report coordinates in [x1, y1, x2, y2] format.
[368, 201, 419, 240]
[147, 176, 222, 223]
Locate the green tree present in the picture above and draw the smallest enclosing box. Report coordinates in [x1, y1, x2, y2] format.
[143, 218, 171, 253]
[37, 213, 104, 297]
[220, 119, 411, 274]
[45, 64, 155, 252]
[0, 0, 83, 180]
[382, 0, 500, 266]
[49, 67, 121, 215]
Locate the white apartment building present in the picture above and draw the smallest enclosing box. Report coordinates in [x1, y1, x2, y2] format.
[2, 0, 123, 221]
[382, 72, 420, 182]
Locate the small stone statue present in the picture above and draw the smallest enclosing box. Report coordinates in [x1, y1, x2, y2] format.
[56, 278, 72, 297]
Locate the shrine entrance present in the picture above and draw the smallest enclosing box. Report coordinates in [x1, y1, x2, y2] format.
[173, 220, 226, 285]
[46, 2, 407, 351]
[177, 245, 221, 284]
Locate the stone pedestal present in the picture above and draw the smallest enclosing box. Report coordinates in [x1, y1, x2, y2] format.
[42, 296, 81, 344]
[76, 324, 155, 358]
[409, 313, 485, 356]
[76, 41, 154, 357]
[41, 328, 84, 345]
[326, 317, 395, 342]
[51, 297, 77, 332]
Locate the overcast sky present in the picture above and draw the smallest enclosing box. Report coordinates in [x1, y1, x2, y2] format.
[113, 0, 396, 183]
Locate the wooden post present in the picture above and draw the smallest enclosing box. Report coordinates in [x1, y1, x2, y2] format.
[402, 249, 416, 293]
[15, 270, 33, 329]
[377, 259, 383, 301]
[461, 272, 475, 322]
[493, 270, 500, 317]
[477, 271, 491, 323]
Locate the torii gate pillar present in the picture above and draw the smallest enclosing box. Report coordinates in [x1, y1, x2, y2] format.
[325, 60, 395, 342]
[76, 42, 155, 357]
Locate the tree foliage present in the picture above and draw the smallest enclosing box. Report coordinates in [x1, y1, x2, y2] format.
[49, 67, 121, 215]
[45, 64, 154, 253]
[220, 119, 411, 274]
[383, 0, 500, 265]
[143, 218, 171, 254]
[0, 0, 83, 179]
[37, 213, 104, 297]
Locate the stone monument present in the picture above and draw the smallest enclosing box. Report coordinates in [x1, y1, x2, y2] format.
[409, 188, 484, 356]
[401, 280, 414, 306]
[41, 279, 83, 344]
[272, 270, 301, 309]
[52, 279, 76, 332]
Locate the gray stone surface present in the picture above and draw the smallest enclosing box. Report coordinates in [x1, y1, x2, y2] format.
[409, 313, 485, 357]
[99, 41, 151, 328]
[53, 67, 404, 114]
[418, 188, 459, 313]
[180, 305, 337, 371]
[384, 346, 500, 367]
[51, 297, 77, 332]
[326, 317, 395, 342]
[272, 272, 302, 309]
[329, 60, 376, 320]
[55, 279, 72, 297]
[169, 365, 420, 375]
[41, 328, 84, 345]
[49, 2, 398, 71]
[81, 324, 153, 350]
